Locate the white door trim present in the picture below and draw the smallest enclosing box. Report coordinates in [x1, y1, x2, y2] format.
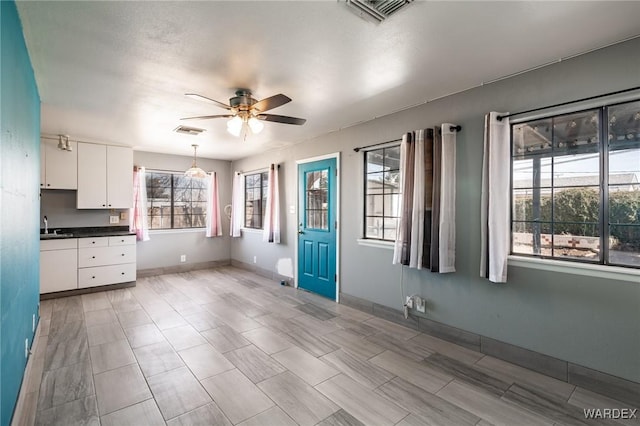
[294, 152, 341, 302]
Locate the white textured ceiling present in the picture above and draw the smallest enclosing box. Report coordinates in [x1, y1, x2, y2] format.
[16, 1, 640, 160]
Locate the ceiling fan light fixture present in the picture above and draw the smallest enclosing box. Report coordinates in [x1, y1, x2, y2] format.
[227, 115, 243, 137]
[248, 116, 264, 134]
[184, 144, 207, 179]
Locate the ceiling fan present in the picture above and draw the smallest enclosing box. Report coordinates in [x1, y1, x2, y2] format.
[181, 89, 306, 137]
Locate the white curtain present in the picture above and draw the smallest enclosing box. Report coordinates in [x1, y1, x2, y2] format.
[393, 130, 426, 269]
[480, 112, 510, 283]
[130, 167, 150, 241]
[205, 172, 223, 237]
[230, 172, 244, 237]
[263, 164, 281, 243]
[439, 124, 457, 273]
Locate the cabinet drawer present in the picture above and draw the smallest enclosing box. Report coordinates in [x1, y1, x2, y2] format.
[78, 245, 136, 267]
[78, 237, 109, 248]
[78, 263, 136, 288]
[41, 238, 78, 251]
[109, 235, 136, 246]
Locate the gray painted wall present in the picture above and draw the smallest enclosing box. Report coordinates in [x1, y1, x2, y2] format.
[231, 38, 640, 382]
[134, 151, 232, 270]
[40, 190, 128, 229]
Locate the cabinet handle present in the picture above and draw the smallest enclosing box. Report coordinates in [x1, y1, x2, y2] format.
[92, 276, 95, 279]
[47, 184, 50, 187]
[92, 241, 95, 244]
[121, 253, 125, 256]
[102, 204, 106, 207]
[108, 204, 112, 207]
[121, 239, 124, 242]
[92, 256, 95, 259]
[121, 272, 125, 275]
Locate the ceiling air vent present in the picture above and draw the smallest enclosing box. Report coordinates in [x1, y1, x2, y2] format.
[341, 0, 414, 23]
[174, 125, 205, 136]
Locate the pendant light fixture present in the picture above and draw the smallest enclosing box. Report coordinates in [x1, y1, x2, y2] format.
[185, 144, 207, 178]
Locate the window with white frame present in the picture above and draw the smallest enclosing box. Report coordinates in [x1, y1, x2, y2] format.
[364, 145, 401, 240]
[244, 171, 268, 229]
[146, 171, 207, 229]
[511, 99, 640, 268]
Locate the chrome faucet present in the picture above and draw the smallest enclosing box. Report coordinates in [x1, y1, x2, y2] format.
[43, 216, 48, 234]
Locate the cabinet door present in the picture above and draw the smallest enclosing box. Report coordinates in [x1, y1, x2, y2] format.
[40, 141, 46, 188]
[106, 146, 133, 208]
[77, 143, 107, 208]
[44, 139, 78, 189]
[40, 249, 78, 293]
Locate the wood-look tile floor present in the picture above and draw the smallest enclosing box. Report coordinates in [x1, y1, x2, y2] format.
[26, 267, 632, 426]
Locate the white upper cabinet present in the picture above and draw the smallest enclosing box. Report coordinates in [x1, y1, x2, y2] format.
[107, 145, 133, 209]
[40, 137, 78, 189]
[77, 142, 133, 209]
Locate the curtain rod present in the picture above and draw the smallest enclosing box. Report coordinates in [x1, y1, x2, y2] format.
[497, 86, 640, 121]
[236, 164, 280, 175]
[353, 125, 462, 153]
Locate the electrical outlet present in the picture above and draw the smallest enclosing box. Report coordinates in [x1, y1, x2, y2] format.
[405, 296, 413, 309]
[253, 256, 257, 264]
[109, 215, 119, 224]
[119, 211, 127, 220]
[416, 297, 426, 313]
[180, 254, 186, 263]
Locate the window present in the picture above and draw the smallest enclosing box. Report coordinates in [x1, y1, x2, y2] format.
[511, 99, 640, 268]
[364, 145, 401, 240]
[146, 171, 207, 229]
[244, 171, 268, 229]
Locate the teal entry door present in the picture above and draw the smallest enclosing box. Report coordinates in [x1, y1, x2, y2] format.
[297, 158, 337, 300]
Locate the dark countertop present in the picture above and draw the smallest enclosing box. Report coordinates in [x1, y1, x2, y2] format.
[40, 226, 135, 240]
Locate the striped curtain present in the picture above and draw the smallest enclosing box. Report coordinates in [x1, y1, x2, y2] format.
[393, 126, 457, 272]
[263, 164, 281, 243]
[205, 172, 223, 237]
[480, 112, 510, 283]
[130, 166, 150, 241]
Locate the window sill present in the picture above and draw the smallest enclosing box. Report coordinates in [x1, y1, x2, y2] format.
[508, 255, 640, 283]
[149, 228, 205, 235]
[241, 227, 263, 235]
[356, 238, 395, 250]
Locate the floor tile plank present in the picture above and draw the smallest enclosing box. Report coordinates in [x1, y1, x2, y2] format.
[224, 344, 286, 383]
[147, 366, 212, 421]
[316, 374, 408, 426]
[258, 371, 339, 425]
[200, 369, 274, 424]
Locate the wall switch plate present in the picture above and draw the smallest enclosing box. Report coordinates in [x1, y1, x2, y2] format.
[289, 205, 295, 214]
[253, 256, 257, 264]
[180, 254, 186, 263]
[109, 215, 119, 224]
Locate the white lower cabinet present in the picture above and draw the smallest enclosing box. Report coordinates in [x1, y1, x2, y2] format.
[78, 235, 136, 289]
[40, 239, 78, 293]
[40, 235, 136, 294]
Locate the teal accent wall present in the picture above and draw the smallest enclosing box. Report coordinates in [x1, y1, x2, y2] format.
[1, 1, 41, 425]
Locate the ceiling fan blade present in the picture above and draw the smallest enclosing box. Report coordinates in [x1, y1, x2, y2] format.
[181, 114, 234, 121]
[258, 114, 306, 125]
[252, 94, 292, 113]
[185, 93, 231, 110]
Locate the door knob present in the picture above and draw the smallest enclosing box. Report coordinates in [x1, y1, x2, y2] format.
[298, 230, 304, 234]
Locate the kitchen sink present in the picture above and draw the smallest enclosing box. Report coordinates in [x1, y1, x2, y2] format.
[40, 233, 74, 239]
